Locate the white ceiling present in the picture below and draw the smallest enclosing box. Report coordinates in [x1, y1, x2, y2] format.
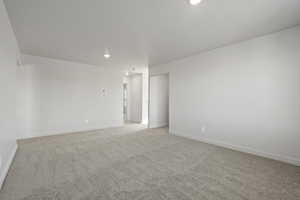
[4, 0, 300, 69]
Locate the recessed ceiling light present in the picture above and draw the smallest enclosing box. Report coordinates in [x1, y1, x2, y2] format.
[104, 50, 111, 59]
[189, 0, 202, 5]
[104, 53, 110, 59]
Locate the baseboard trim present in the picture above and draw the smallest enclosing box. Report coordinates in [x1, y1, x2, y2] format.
[170, 130, 300, 167]
[0, 144, 18, 190]
[24, 122, 124, 139]
[149, 121, 168, 128]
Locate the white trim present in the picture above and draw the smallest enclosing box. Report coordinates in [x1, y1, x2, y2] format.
[142, 120, 149, 125]
[0, 144, 18, 189]
[22, 121, 124, 139]
[149, 121, 168, 128]
[170, 130, 300, 167]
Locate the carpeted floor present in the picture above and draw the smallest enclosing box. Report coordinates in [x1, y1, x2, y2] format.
[0, 124, 299, 200]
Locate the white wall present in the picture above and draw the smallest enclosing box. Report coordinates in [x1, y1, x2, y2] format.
[149, 74, 169, 128]
[16, 65, 35, 139]
[20, 55, 124, 138]
[0, 0, 20, 188]
[150, 26, 300, 166]
[127, 74, 143, 123]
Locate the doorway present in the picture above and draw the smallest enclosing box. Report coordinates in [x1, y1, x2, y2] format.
[123, 83, 128, 121]
[123, 73, 144, 123]
[149, 74, 169, 128]
[128, 74, 143, 123]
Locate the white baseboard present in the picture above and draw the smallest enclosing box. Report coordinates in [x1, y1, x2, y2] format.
[0, 144, 18, 190]
[23, 121, 124, 139]
[149, 121, 168, 128]
[127, 120, 142, 124]
[170, 130, 300, 167]
[142, 120, 149, 125]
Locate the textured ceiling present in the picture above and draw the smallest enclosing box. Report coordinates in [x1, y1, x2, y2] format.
[4, 0, 300, 69]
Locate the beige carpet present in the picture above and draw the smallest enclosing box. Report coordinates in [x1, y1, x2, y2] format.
[0, 124, 299, 200]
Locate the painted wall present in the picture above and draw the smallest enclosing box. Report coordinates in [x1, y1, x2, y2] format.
[16, 64, 35, 139]
[0, 0, 20, 187]
[149, 74, 169, 128]
[20, 55, 124, 137]
[150, 26, 300, 166]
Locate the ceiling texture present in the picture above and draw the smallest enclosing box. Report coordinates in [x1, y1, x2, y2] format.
[4, 0, 300, 69]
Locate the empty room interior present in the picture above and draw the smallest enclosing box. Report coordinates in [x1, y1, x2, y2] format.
[1, 0, 300, 199]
